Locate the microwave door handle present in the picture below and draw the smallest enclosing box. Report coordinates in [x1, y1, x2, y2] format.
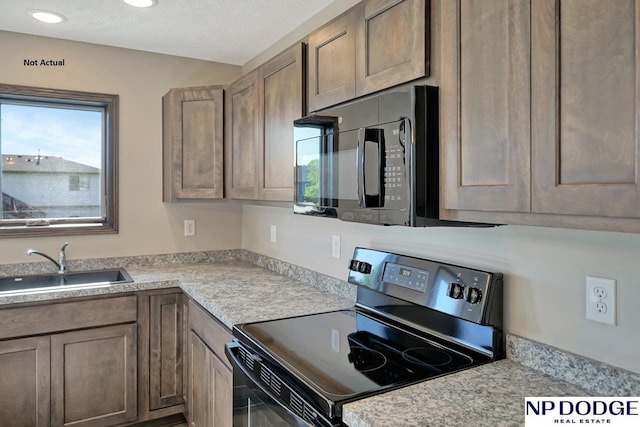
[358, 128, 385, 208]
[377, 128, 386, 207]
[357, 128, 366, 208]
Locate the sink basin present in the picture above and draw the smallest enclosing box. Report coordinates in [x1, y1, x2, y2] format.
[0, 268, 134, 296]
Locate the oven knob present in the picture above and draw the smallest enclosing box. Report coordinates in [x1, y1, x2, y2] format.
[447, 282, 464, 299]
[466, 287, 483, 304]
[358, 262, 372, 274]
[349, 260, 372, 273]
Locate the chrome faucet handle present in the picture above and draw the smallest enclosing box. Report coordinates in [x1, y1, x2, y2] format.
[58, 242, 69, 274]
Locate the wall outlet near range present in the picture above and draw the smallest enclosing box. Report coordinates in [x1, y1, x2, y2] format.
[585, 275, 616, 325]
[270, 224, 277, 243]
[184, 219, 195, 237]
[331, 235, 341, 259]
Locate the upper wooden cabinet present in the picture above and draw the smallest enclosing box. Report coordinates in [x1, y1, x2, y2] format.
[441, 0, 640, 232]
[308, 0, 428, 111]
[259, 44, 304, 201]
[226, 43, 304, 201]
[441, 0, 531, 213]
[356, 0, 428, 95]
[531, 0, 640, 219]
[308, 8, 357, 112]
[226, 72, 260, 200]
[163, 86, 224, 201]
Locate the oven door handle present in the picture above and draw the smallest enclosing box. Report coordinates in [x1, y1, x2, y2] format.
[225, 341, 320, 427]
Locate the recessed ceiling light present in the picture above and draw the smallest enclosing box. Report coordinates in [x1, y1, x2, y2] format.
[123, 0, 157, 7]
[30, 10, 66, 24]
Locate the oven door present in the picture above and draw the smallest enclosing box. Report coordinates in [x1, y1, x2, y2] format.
[225, 341, 335, 427]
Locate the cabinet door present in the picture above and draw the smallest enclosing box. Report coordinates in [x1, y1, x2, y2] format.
[226, 71, 261, 199]
[163, 86, 224, 201]
[441, 0, 531, 212]
[51, 324, 137, 427]
[149, 293, 185, 410]
[356, 0, 428, 96]
[308, 8, 357, 112]
[532, 0, 640, 218]
[0, 336, 50, 427]
[187, 332, 232, 427]
[258, 43, 304, 201]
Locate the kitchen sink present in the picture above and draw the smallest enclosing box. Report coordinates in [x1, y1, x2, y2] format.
[0, 268, 134, 296]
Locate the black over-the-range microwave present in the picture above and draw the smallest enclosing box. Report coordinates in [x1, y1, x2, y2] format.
[294, 84, 485, 227]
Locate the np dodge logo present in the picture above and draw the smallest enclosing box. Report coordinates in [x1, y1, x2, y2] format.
[525, 397, 640, 426]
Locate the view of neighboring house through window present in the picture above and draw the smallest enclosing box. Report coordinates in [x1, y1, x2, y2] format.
[1, 103, 102, 219]
[0, 84, 118, 236]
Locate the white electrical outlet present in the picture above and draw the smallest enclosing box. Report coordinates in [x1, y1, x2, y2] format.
[184, 219, 195, 237]
[586, 276, 616, 325]
[331, 235, 341, 259]
[270, 225, 277, 243]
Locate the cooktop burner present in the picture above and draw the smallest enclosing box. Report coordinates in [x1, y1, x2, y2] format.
[239, 309, 476, 400]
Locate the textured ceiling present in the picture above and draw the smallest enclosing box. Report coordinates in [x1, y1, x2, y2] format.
[0, 0, 335, 65]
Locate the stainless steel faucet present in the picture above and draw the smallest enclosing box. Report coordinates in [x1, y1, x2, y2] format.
[27, 241, 69, 274]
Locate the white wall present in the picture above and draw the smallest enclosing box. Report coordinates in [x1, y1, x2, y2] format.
[242, 205, 640, 374]
[0, 31, 243, 262]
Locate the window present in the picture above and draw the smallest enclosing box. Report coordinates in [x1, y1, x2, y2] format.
[0, 84, 118, 236]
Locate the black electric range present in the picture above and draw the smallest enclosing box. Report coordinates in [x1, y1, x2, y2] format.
[226, 248, 504, 427]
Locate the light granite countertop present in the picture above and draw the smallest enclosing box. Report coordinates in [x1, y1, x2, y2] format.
[127, 261, 354, 329]
[342, 359, 589, 427]
[1, 252, 636, 427]
[0, 260, 354, 329]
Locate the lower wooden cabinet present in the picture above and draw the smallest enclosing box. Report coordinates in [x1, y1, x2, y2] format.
[0, 336, 50, 427]
[0, 296, 138, 427]
[138, 289, 187, 422]
[0, 292, 235, 427]
[186, 300, 232, 427]
[188, 332, 232, 427]
[51, 324, 138, 427]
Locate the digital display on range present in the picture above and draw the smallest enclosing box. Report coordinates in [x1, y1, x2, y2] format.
[383, 262, 429, 292]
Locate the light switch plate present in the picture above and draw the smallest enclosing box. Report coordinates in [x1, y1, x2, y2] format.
[586, 275, 616, 325]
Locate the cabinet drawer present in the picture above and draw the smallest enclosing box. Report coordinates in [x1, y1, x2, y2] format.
[0, 295, 137, 340]
[188, 300, 232, 369]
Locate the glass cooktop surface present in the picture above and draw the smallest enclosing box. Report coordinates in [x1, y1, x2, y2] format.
[239, 309, 476, 400]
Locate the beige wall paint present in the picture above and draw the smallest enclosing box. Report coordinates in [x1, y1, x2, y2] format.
[0, 31, 243, 262]
[242, 205, 640, 374]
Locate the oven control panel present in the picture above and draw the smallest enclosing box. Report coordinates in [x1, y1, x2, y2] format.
[348, 247, 503, 327]
[382, 262, 429, 293]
